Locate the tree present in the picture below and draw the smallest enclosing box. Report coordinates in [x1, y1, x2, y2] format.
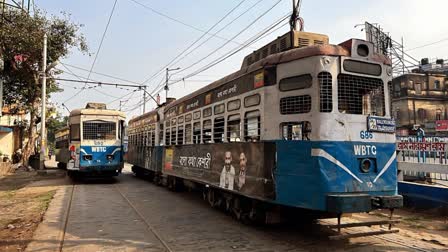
[47, 112, 68, 151]
[0, 9, 88, 165]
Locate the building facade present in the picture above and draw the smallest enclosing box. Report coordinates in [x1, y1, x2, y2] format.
[0, 106, 26, 160]
[392, 72, 448, 136]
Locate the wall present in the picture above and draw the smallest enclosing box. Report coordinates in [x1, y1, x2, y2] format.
[0, 131, 14, 159]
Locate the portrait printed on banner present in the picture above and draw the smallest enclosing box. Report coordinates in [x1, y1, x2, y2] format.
[219, 151, 235, 190]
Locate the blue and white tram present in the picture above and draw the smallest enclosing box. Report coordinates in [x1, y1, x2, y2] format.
[129, 30, 402, 236]
[63, 103, 126, 178]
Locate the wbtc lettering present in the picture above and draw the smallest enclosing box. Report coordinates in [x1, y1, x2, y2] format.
[353, 145, 377, 156]
[92, 147, 107, 152]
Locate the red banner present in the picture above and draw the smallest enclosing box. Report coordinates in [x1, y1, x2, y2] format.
[396, 141, 447, 151]
[436, 120, 448, 131]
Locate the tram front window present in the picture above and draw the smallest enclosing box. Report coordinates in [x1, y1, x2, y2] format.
[83, 120, 117, 140]
[337, 74, 385, 116]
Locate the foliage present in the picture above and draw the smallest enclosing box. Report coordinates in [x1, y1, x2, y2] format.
[1, 9, 87, 110]
[47, 113, 68, 150]
[0, 8, 88, 165]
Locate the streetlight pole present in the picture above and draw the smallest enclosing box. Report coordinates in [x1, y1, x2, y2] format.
[39, 33, 47, 170]
[165, 67, 180, 102]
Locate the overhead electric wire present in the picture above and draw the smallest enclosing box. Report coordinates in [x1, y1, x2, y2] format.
[139, 0, 248, 86]
[407, 37, 448, 52]
[172, 0, 283, 76]
[61, 62, 141, 85]
[148, 12, 290, 97]
[160, 11, 290, 93]
[63, 0, 119, 104]
[165, 0, 265, 77]
[128, 0, 251, 48]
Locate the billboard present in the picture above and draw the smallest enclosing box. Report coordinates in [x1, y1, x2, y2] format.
[164, 142, 276, 199]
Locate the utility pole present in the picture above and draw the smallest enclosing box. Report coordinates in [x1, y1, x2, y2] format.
[142, 86, 146, 113]
[290, 0, 298, 32]
[165, 67, 180, 102]
[39, 33, 47, 170]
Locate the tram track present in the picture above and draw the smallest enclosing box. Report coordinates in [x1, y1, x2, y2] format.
[113, 183, 173, 252]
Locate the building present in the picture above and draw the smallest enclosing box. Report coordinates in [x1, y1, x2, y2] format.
[392, 71, 448, 136]
[0, 106, 27, 160]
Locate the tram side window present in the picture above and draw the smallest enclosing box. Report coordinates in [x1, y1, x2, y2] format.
[281, 121, 311, 140]
[227, 114, 241, 142]
[165, 129, 170, 145]
[177, 126, 184, 145]
[171, 127, 176, 145]
[70, 124, 80, 141]
[185, 124, 192, 144]
[203, 120, 212, 143]
[213, 117, 225, 143]
[244, 111, 260, 141]
[193, 122, 201, 144]
[159, 124, 164, 145]
[279, 74, 312, 91]
[151, 128, 155, 146]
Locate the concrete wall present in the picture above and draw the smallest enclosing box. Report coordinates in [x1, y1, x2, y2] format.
[0, 131, 14, 159]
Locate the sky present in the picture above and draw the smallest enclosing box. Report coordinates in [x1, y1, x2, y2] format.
[35, 0, 448, 120]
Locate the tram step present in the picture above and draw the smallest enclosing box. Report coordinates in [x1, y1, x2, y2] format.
[328, 229, 399, 240]
[324, 219, 400, 229]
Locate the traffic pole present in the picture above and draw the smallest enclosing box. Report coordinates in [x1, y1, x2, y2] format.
[39, 33, 47, 170]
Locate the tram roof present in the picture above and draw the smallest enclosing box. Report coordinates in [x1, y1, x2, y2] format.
[165, 44, 390, 111]
[128, 110, 159, 125]
[70, 108, 126, 118]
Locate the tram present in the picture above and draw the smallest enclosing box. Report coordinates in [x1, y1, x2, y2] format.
[56, 103, 126, 178]
[128, 30, 402, 238]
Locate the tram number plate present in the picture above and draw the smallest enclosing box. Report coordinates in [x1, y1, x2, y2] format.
[360, 131, 373, 139]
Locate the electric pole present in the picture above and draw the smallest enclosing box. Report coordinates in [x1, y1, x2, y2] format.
[165, 67, 180, 102]
[142, 86, 146, 113]
[39, 33, 47, 170]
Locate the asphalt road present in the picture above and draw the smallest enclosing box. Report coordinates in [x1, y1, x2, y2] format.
[34, 164, 430, 252]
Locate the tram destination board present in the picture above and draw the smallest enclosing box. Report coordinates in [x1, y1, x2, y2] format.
[367, 116, 396, 133]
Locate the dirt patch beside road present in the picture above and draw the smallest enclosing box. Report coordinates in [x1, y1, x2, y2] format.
[0, 170, 67, 252]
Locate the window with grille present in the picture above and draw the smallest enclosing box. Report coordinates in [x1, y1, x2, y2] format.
[213, 117, 225, 143]
[171, 128, 176, 145]
[165, 129, 170, 145]
[177, 126, 184, 145]
[185, 114, 192, 122]
[337, 74, 385, 116]
[227, 115, 241, 142]
[82, 121, 116, 140]
[178, 116, 184, 124]
[279, 74, 312, 91]
[280, 95, 311, 114]
[245, 110, 260, 141]
[185, 124, 192, 144]
[70, 124, 80, 141]
[193, 122, 201, 144]
[203, 120, 212, 143]
[319, 72, 332, 112]
[436, 109, 442, 121]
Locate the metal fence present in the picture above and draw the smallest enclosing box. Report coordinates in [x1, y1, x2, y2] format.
[397, 140, 448, 182]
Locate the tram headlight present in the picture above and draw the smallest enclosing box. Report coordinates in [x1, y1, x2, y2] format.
[83, 155, 92, 161]
[360, 158, 372, 173]
[107, 154, 114, 161]
[386, 66, 392, 76]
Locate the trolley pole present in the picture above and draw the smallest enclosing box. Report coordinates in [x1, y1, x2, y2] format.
[39, 33, 47, 170]
[165, 67, 180, 102]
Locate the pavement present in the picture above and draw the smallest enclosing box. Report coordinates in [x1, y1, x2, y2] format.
[25, 163, 437, 252]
